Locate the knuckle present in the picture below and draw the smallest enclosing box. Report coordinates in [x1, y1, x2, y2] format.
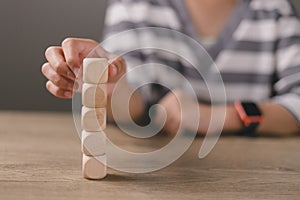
[52, 61, 65, 73]
[51, 74, 60, 85]
[46, 81, 51, 90]
[56, 89, 65, 97]
[54, 76, 67, 88]
[47, 81, 62, 97]
[57, 79, 67, 88]
[41, 63, 49, 74]
[65, 56, 78, 67]
[52, 75, 70, 90]
[45, 46, 55, 58]
[62, 37, 76, 47]
[54, 89, 61, 96]
[66, 56, 76, 66]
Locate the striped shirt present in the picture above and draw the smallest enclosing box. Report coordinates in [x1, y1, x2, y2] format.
[103, 0, 300, 123]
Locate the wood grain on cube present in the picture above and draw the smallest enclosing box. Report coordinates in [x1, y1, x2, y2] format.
[82, 154, 107, 180]
[82, 83, 107, 108]
[81, 131, 106, 156]
[82, 107, 106, 132]
[83, 58, 108, 84]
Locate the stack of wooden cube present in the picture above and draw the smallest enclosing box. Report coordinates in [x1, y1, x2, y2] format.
[81, 58, 108, 180]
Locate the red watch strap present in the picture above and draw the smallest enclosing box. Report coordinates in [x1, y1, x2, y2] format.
[234, 101, 263, 136]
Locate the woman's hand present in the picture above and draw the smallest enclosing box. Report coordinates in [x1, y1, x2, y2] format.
[41, 38, 126, 98]
[156, 90, 212, 136]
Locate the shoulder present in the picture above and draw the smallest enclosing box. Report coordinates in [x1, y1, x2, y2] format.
[105, 0, 180, 30]
[249, 0, 297, 16]
[106, 0, 175, 16]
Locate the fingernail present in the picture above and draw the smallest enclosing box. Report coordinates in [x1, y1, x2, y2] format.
[64, 91, 72, 97]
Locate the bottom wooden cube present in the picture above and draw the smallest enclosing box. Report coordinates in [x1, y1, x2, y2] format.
[81, 131, 106, 157]
[82, 154, 107, 180]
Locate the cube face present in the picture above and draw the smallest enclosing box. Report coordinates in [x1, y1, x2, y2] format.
[82, 107, 106, 132]
[83, 58, 108, 84]
[82, 83, 107, 108]
[82, 155, 107, 180]
[81, 131, 106, 156]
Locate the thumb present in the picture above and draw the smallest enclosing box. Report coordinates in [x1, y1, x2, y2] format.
[108, 56, 126, 82]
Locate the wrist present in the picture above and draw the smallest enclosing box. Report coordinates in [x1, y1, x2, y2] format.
[223, 105, 244, 133]
[198, 104, 242, 134]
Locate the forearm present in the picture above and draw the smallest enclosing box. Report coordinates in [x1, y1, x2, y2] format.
[107, 82, 145, 123]
[223, 103, 300, 136]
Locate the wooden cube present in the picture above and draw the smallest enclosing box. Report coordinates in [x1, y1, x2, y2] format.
[82, 107, 106, 132]
[82, 154, 107, 180]
[81, 131, 106, 156]
[83, 58, 108, 84]
[82, 83, 107, 108]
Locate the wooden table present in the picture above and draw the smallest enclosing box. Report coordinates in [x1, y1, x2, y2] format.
[0, 111, 299, 200]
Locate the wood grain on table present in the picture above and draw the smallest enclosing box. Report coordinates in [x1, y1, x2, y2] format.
[0, 112, 299, 200]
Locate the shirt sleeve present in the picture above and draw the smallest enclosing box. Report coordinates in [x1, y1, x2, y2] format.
[272, 2, 300, 124]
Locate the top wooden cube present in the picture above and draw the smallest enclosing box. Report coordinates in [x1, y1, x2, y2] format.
[83, 58, 108, 84]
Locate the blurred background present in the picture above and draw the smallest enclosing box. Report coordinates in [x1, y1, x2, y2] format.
[0, 0, 299, 112]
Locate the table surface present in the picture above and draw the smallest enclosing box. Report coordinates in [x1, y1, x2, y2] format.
[0, 111, 300, 200]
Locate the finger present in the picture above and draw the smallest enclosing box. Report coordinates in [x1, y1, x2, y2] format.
[46, 81, 73, 99]
[61, 39, 81, 75]
[45, 46, 76, 80]
[42, 63, 74, 91]
[115, 56, 126, 74]
[61, 38, 103, 76]
[108, 63, 118, 78]
[108, 56, 126, 80]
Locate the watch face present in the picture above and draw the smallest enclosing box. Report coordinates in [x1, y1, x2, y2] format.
[242, 103, 262, 116]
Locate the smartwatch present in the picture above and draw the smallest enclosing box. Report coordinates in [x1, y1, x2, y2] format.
[234, 101, 263, 137]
